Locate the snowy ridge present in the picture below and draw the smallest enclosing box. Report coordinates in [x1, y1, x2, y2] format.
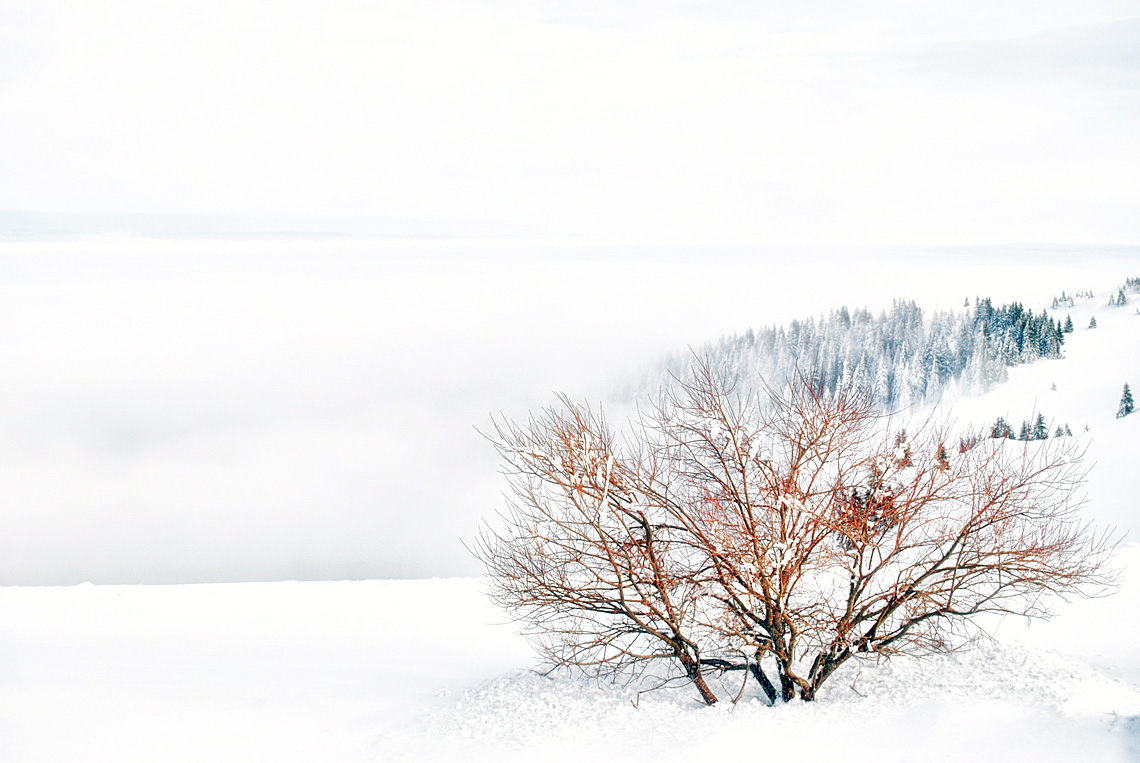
[632, 290, 1137, 412]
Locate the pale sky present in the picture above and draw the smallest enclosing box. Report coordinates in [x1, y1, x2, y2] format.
[1, 0, 1139, 243]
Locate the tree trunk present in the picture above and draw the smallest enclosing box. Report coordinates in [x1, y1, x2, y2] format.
[679, 653, 719, 705]
[803, 654, 845, 702]
[690, 671, 719, 705]
[778, 668, 797, 702]
[750, 661, 779, 705]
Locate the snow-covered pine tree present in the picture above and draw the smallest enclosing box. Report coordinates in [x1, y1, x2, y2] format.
[1032, 413, 1049, 440]
[1118, 384, 1134, 419]
[1089, 316, 1098, 329]
[1063, 315, 1073, 332]
[990, 417, 1014, 439]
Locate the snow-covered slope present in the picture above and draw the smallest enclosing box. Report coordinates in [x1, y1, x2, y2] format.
[949, 292, 1140, 534]
[0, 281, 1137, 762]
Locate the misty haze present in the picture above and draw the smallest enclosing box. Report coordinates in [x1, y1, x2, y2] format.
[1, 1, 1138, 761]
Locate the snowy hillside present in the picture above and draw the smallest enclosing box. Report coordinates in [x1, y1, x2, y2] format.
[1, 278, 1137, 762]
[637, 297, 1068, 410]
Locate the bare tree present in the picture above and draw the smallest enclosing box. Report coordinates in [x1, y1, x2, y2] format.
[477, 398, 722, 704]
[476, 361, 1115, 705]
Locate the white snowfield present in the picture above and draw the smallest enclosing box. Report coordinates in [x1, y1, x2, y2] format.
[0, 557, 1138, 762]
[1, 276, 1138, 762]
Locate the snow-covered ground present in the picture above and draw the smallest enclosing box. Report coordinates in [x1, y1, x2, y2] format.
[0, 241, 1137, 761]
[1, 557, 1138, 762]
[0, 562, 1137, 761]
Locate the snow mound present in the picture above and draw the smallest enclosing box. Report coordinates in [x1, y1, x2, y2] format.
[442, 640, 1140, 758]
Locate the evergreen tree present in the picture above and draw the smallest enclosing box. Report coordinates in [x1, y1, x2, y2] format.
[1063, 315, 1073, 333]
[1118, 383, 1135, 419]
[958, 434, 979, 452]
[1089, 316, 1097, 329]
[1053, 426, 1065, 438]
[873, 362, 891, 407]
[1018, 421, 1030, 441]
[936, 443, 950, 468]
[1064, 424, 1073, 436]
[1032, 413, 1048, 440]
[990, 417, 1013, 439]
